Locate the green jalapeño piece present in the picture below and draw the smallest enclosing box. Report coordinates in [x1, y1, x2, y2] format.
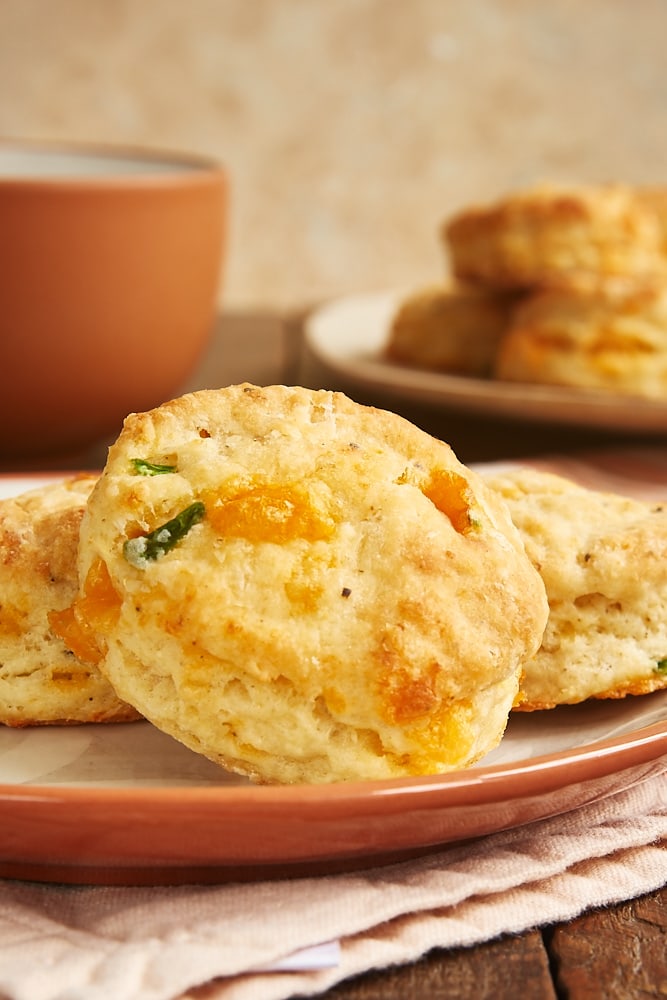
[123, 501, 205, 568]
[130, 458, 177, 476]
[656, 658, 667, 675]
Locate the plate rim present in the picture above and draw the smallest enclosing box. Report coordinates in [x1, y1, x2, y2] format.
[1, 705, 665, 806]
[0, 711, 664, 883]
[303, 290, 667, 431]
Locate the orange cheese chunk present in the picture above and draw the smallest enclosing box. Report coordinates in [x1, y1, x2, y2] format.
[49, 558, 121, 665]
[421, 470, 477, 534]
[202, 484, 334, 544]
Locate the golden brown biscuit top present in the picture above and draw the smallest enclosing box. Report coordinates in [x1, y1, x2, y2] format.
[485, 466, 667, 603]
[0, 475, 97, 600]
[445, 183, 660, 238]
[73, 384, 549, 781]
[443, 183, 667, 289]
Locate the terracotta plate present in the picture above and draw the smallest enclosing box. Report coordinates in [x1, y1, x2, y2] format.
[0, 695, 665, 886]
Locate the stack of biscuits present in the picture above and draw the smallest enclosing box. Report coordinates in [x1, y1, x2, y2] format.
[1, 383, 666, 784]
[386, 183, 667, 399]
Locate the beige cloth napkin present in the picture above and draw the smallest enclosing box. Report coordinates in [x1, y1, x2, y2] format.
[0, 766, 664, 1000]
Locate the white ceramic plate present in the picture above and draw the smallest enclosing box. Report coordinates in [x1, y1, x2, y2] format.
[303, 291, 667, 432]
[0, 470, 666, 886]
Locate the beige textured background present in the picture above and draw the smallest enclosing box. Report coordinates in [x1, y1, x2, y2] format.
[2, 0, 667, 310]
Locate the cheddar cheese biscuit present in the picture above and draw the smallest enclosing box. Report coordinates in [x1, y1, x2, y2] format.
[385, 283, 522, 377]
[0, 476, 139, 726]
[484, 466, 667, 710]
[72, 384, 548, 784]
[494, 277, 667, 398]
[443, 184, 665, 290]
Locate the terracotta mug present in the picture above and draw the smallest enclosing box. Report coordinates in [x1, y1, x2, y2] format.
[0, 140, 228, 462]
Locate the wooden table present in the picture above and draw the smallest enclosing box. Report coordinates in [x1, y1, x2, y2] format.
[8, 310, 667, 998]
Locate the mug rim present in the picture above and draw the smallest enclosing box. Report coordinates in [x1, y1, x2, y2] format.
[0, 137, 226, 186]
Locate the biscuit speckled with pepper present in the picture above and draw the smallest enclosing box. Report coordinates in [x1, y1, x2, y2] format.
[485, 466, 667, 710]
[68, 383, 548, 784]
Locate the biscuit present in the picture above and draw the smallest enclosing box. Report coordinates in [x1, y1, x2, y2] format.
[483, 466, 667, 710]
[385, 283, 522, 377]
[637, 186, 667, 254]
[0, 476, 140, 726]
[493, 277, 667, 398]
[443, 184, 666, 290]
[68, 384, 548, 784]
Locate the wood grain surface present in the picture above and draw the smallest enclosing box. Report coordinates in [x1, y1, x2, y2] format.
[319, 886, 666, 999]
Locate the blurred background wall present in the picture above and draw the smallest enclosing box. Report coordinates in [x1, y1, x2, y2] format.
[2, 0, 666, 311]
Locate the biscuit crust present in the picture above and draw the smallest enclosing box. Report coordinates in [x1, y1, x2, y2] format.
[0, 476, 139, 726]
[76, 384, 548, 783]
[443, 184, 666, 290]
[494, 277, 667, 398]
[385, 283, 522, 377]
[484, 467, 667, 710]
[637, 186, 667, 255]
